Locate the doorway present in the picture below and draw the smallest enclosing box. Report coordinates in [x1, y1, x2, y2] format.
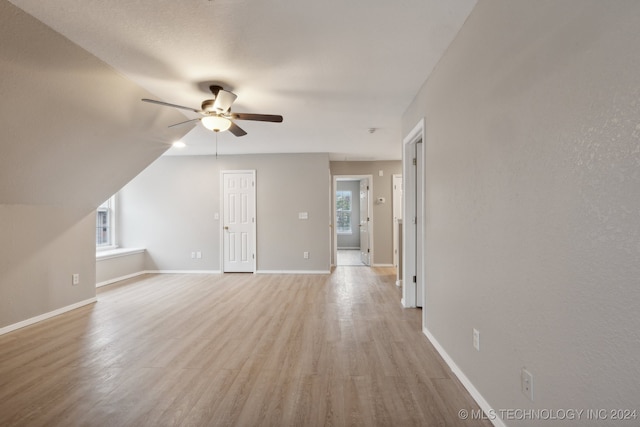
[333, 175, 374, 267]
[221, 170, 256, 273]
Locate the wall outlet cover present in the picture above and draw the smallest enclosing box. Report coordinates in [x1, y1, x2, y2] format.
[521, 368, 534, 401]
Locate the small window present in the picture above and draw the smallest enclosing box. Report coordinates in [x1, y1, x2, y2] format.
[96, 196, 116, 248]
[336, 190, 352, 234]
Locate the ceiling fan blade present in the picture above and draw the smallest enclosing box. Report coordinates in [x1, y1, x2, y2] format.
[168, 118, 201, 128]
[228, 121, 248, 137]
[213, 90, 237, 112]
[231, 113, 283, 123]
[141, 98, 200, 113]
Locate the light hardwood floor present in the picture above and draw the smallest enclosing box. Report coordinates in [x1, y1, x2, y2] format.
[0, 267, 491, 427]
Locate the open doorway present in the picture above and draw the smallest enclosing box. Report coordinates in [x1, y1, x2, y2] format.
[333, 175, 374, 267]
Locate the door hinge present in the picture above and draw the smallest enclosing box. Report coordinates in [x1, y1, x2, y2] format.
[253, 254, 255, 259]
[252, 217, 255, 223]
[412, 158, 417, 166]
[367, 185, 370, 190]
[367, 248, 370, 253]
[413, 275, 417, 283]
[413, 217, 417, 224]
[252, 181, 255, 187]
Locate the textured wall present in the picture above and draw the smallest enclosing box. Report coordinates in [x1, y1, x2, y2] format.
[403, 0, 640, 424]
[0, 1, 183, 329]
[0, 207, 95, 329]
[118, 154, 331, 272]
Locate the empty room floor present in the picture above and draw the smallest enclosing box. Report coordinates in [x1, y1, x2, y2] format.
[0, 268, 490, 426]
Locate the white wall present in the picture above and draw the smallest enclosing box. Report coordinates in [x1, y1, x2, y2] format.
[0, 1, 185, 330]
[118, 153, 331, 272]
[0, 207, 95, 329]
[403, 0, 640, 425]
[96, 251, 146, 286]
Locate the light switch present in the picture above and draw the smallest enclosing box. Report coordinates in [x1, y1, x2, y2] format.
[298, 212, 308, 220]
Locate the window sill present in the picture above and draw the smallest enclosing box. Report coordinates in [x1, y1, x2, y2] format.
[96, 247, 145, 261]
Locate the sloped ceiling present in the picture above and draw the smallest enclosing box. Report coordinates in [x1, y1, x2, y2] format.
[0, 1, 186, 207]
[8, 0, 477, 160]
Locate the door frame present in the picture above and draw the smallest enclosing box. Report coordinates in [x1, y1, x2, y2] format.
[392, 173, 403, 274]
[332, 175, 374, 267]
[220, 170, 257, 273]
[402, 119, 425, 308]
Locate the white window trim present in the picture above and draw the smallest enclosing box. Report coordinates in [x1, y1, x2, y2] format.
[96, 195, 117, 251]
[336, 190, 353, 235]
[96, 247, 144, 261]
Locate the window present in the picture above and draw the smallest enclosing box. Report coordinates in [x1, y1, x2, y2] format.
[336, 190, 353, 234]
[96, 195, 116, 248]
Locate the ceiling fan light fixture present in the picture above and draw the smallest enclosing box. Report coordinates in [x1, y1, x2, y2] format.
[201, 115, 232, 132]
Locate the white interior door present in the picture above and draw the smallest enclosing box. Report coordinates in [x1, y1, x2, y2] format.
[223, 171, 256, 273]
[359, 178, 370, 265]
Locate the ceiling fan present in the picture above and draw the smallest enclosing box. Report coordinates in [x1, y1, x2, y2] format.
[142, 85, 283, 137]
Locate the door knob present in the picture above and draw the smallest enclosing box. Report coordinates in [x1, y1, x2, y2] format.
[224, 226, 229, 230]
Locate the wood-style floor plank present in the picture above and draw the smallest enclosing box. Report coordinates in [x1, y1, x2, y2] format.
[0, 267, 491, 426]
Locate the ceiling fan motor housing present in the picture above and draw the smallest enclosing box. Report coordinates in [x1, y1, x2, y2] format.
[201, 99, 216, 113]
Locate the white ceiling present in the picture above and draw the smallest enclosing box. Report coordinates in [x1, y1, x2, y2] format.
[9, 0, 476, 160]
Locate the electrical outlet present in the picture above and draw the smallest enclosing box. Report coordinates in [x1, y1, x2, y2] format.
[191, 252, 196, 259]
[72, 274, 80, 286]
[473, 328, 480, 351]
[196, 251, 202, 259]
[303, 251, 309, 259]
[521, 368, 534, 401]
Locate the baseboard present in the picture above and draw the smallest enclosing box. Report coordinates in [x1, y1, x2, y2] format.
[396, 279, 402, 287]
[422, 327, 506, 427]
[255, 270, 331, 275]
[97, 269, 329, 288]
[147, 270, 222, 274]
[372, 263, 394, 267]
[0, 297, 97, 336]
[96, 271, 148, 288]
[337, 247, 360, 250]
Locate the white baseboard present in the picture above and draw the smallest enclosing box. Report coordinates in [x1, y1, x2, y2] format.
[396, 279, 403, 287]
[337, 247, 360, 250]
[96, 271, 148, 288]
[0, 297, 97, 336]
[372, 263, 394, 267]
[148, 270, 222, 274]
[422, 327, 506, 427]
[97, 269, 329, 289]
[255, 270, 331, 275]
